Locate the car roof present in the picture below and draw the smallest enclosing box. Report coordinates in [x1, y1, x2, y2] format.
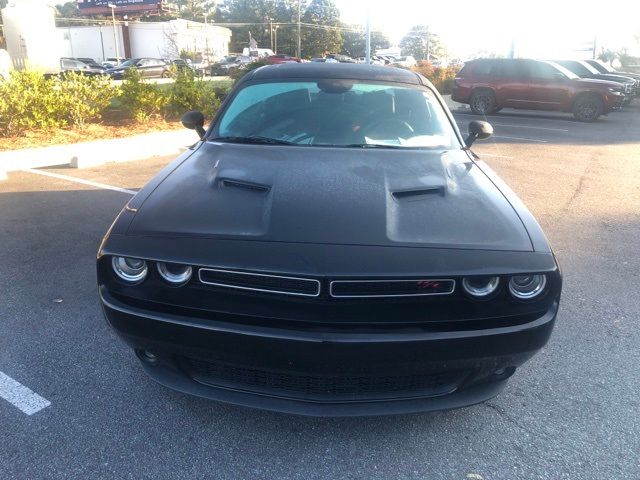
[245, 63, 422, 85]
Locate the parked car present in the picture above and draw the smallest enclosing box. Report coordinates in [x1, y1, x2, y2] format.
[190, 58, 210, 77]
[311, 57, 339, 63]
[210, 55, 254, 76]
[584, 59, 640, 94]
[390, 55, 417, 68]
[0, 49, 11, 81]
[168, 59, 197, 75]
[554, 60, 637, 102]
[102, 57, 127, 68]
[325, 54, 356, 63]
[452, 58, 626, 121]
[74, 57, 106, 70]
[265, 54, 302, 64]
[106, 58, 171, 79]
[98, 63, 562, 416]
[60, 58, 107, 76]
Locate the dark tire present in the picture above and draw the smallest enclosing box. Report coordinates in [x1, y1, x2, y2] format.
[469, 90, 497, 115]
[492, 107, 503, 113]
[573, 95, 603, 122]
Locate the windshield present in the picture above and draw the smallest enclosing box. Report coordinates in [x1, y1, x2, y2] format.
[546, 62, 579, 79]
[596, 60, 616, 73]
[557, 60, 593, 77]
[214, 80, 459, 149]
[119, 59, 137, 67]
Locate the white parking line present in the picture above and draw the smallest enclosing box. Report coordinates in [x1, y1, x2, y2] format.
[475, 153, 513, 159]
[457, 123, 549, 143]
[492, 134, 548, 143]
[24, 168, 136, 195]
[490, 123, 569, 132]
[0, 371, 51, 415]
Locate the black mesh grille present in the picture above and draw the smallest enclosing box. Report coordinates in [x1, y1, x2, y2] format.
[198, 268, 320, 297]
[183, 357, 466, 400]
[330, 279, 455, 298]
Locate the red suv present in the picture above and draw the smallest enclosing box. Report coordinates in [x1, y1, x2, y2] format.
[266, 54, 302, 64]
[452, 58, 625, 121]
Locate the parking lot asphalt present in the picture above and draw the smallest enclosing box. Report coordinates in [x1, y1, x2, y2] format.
[1, 105, 639, 479]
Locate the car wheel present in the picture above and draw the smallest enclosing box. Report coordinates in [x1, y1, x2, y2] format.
[573, 95, 603, 122]
[470, 90, 497, 115]
[161, 70, 171, 78]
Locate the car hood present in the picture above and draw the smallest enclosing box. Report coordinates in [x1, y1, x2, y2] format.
[573, 77, 621, 88]
[126, 143, 533, 251]
[591, 73, 636, 84]
[612, 71, 640, 81]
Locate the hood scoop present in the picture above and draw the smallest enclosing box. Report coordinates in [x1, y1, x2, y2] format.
[219, 177, 271, 193]
[392, 186, 445, 200]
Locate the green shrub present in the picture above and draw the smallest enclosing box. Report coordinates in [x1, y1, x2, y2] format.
[119, 67, 168, 122]
[0, 70, 64, 135]
[410, 61, 460, 94]
[55, 72, 118, 127]
[229, 59, 270, 83]
[167, 69, 220, 118]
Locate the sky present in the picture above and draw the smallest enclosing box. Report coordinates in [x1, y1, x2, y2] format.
[336, 0, 640, 59]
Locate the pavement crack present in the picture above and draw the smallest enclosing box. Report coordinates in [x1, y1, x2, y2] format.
[483, 402, 543, 439]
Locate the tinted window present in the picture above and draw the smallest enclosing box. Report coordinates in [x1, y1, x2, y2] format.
[529, 61, 560, 80]
[470, 61, 494, 77]
[493, 60, 529, 79]
[216, 81, 458, 149]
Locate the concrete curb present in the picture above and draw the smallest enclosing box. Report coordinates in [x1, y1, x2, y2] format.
[442, 94, 470, 113]
[0, 129, 196, 177]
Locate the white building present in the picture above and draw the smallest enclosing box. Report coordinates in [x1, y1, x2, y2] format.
[59, 19, 232, 63]
[2, 0, 62, 74]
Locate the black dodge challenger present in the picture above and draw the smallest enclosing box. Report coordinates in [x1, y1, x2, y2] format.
[98, 63, 562, 416]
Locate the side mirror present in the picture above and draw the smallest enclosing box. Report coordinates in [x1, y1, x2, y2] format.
[181, 110, 206, 140]
[553, 72, 566, 81]
[465, 120, 493, 147]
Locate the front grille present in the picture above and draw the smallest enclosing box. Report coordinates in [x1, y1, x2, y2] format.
[330, 279, 456, 298]
[198, 268, 320, 297]
[182, 357, 466, 401]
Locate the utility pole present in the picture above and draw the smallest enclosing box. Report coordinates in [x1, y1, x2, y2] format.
[274, 25, 279, 54]
[108, 4, 120, 65]
[297, 0, 301, 58]
[592, 35, 597, 60]
[270, 20, 273, 51]
[365, 9, 371, 64]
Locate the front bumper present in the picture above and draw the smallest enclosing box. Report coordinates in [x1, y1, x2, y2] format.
[604, 92, 625, 111]
[100, 287, 557, 416]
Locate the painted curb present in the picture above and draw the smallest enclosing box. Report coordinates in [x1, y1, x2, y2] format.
[0, 129, 196, 177]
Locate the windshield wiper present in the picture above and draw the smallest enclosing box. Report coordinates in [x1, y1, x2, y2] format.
[211, 136, 296, 146]
[342, 143, 407, 149]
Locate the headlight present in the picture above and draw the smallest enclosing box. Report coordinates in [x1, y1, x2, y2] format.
[607, 87, 623, 94]
[462, 276, 500, 298]
[509, 274, 547, 299]
[112, 256, 147, 283]
[157, 262, 192, 286]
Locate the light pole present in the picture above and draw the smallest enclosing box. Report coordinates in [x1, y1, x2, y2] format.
[365, 9, 371, 64]
[297, 0, 301, 58]
[274, 25, 279, 54]
[108, 3, 120, 66]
